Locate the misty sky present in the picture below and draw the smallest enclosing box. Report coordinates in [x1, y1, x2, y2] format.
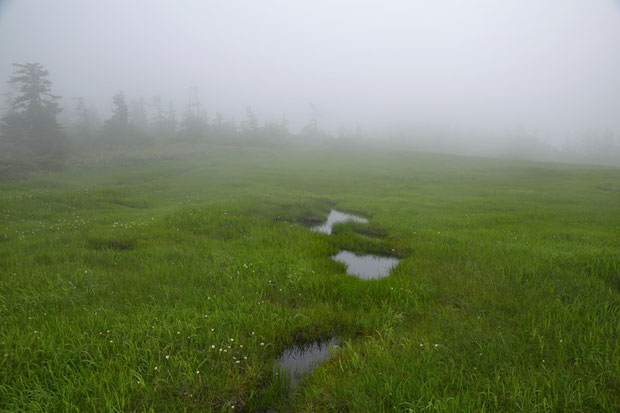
[1, 0, 619, 140]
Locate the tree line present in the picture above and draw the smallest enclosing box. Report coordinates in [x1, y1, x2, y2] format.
[3, 62, 617, 168]
[0, 62, 331, 161]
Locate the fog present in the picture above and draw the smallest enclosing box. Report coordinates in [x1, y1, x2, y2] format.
[1, 0, 620, 162]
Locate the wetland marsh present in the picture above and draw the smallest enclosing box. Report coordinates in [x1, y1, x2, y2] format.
[1, 149, 619, 412]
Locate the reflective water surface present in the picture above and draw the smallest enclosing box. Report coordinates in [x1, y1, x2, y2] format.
[332, 250, 399, 280]
[310, 210, 368, 235]
[275, 338, 338, 390]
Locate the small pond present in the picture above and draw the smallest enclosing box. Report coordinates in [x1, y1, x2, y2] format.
[310, 210, 368, 235]
[275, 338, 338, 391]
[332, 250, 399, 280]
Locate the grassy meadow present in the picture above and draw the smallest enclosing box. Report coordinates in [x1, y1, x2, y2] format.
[0, 148, 619, 412]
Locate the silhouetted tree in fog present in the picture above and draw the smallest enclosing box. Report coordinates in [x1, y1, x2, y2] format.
[108, 92, 129, 127]
[300, 103, 323, 137]
[0, 63, 66, 158]
[179, 87, 207, 139]
[101, 91, 130, 144]
[0, 92, 22, 157]
[241, 106, 258, 134]
[73, 97, 89, 137]
[212, 113, 224, 132]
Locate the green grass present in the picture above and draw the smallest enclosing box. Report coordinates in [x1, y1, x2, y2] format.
[1, 148, 619, 412]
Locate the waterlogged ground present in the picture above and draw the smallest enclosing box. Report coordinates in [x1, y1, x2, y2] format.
[1, 148, 619, 412]
[310, 209, 368, 235]
[275, 338, 338, 391]
[332, 250, 399, 280]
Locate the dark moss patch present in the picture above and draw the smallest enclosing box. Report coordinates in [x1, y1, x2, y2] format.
[298, 215, 323, 225]
[335, 221, 388, 238]
[88, 237, 136, 251]
[328, 230, 408, 258]
[286, 322, 346, 347]
[595, 183, 618, 192]
[267, 199, 335, 224]
[110, 199, 149, 209]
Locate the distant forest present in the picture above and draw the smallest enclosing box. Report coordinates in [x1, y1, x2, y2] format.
[0, 63, 336, 166]
[1, 62, 619, 178]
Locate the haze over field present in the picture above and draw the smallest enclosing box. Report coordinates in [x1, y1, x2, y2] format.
[2, 2, 620, 411]
[1, 0, 620, 160]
